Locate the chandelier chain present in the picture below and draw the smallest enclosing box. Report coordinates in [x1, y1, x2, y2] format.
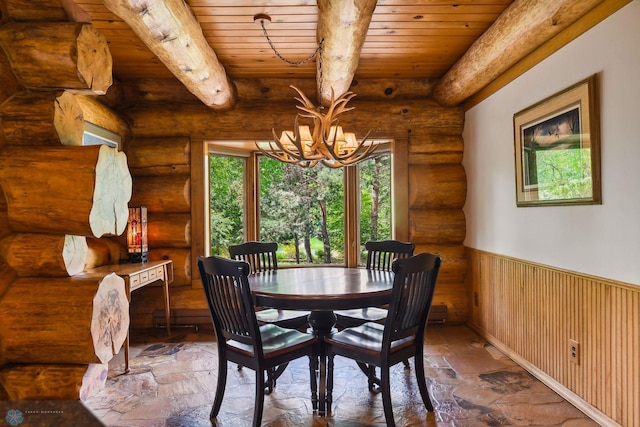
[259, 19, 324, 66]
[318, 44, 323, 99]
[254, 16, 378, 168]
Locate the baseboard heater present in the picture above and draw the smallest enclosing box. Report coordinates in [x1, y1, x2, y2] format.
[154, 309, 212, 332]
[427, 304, 448, 324]
[155, 304, 448, 329]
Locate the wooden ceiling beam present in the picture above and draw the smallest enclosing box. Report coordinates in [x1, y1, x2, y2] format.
[432, 0, 605, 106]
[316, 0, 377, 106]
[102, 0, 235, 109]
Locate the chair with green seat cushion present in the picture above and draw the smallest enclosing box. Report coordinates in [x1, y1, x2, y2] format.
[323, 252, 441, 426]
[228, 241, 310, 330]
[197, 255, 317, 426]
[335, 239, 415, 328]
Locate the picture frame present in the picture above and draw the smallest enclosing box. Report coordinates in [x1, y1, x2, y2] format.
[513, 74, 601, 207]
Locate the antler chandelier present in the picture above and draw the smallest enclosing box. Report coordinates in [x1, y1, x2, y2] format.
[254, 14, 378, 168]
[257, 85, 376, 168]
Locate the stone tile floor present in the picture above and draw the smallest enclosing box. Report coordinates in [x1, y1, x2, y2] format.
[84, 324, 598, 426]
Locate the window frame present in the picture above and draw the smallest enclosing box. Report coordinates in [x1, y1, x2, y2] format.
[192, 138, 408, 285]
[206, 147, 254, 252]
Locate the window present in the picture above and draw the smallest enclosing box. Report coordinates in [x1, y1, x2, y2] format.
[82, 122, 121, 149]
[208, 152, 246, 256]
[206, 143, 394, 266]
[258, 157, 346, 265]
[358, 154, 392, 264]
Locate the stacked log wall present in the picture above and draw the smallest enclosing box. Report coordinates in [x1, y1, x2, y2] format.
[0, 45, 18, 115]
[0, 11, 17, 358]
[408, 130, 468, 324]
[0, 15, 131, 401]
[0, 144, 131, 399]
[0, 91, 130, 147]
[126, 137, 192, 328]
[0, 21, 112, 94]
[1, 0, 68, 22]
[1, 6, 21, 400]
[124, 93, 468, 326]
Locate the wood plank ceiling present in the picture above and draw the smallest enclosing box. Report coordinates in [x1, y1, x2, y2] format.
[71, 0, 511, 81]
[59, 0, 611, 108]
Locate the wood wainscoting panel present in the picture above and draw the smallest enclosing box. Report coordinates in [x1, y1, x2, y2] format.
[466, 248, 639, 427]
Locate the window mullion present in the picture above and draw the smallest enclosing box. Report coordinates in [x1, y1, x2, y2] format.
[344, 165, 359, 267]
[245, 152, 258, 241]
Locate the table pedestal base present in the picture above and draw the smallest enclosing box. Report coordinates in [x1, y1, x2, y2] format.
[249, 267, 394, 418]
[307, 310, 337, 416]
[308, 310, 337, 334]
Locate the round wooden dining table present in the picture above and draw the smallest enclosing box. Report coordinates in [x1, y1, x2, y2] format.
[248, 266, 395, 415]
[249, 266, 393, 331]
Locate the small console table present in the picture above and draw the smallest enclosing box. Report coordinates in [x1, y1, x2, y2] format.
[81, 259, 173, 372]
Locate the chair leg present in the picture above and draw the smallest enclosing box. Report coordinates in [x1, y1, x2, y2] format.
[272, 362, 289, 384]
[327, 354, 334, 414]
[265, 368, 274, 395]
[414, 352, 434, 412]
[356, 362, 381, 392]
[380, 365, 396, 427]
[253, 370, 266, 427]
[366, 364, 381, 393]
[367, 364, 376, 392]
[210, 353, 228, 419]
[309, 355, 318, 411]
[319, 352, 327, 416]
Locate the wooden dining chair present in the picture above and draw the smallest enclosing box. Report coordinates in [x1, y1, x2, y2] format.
[228, 241, 310, 330]
[323, 252, 441, 426]
[335, 239, 415, 328]
[197, 255, 317, 427]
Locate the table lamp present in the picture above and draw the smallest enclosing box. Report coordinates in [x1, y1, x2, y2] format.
[127, 206, 148, 263]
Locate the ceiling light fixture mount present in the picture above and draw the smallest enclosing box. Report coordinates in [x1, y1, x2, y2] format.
[253, 13, 271, 26]
[254, 13, 378, 168]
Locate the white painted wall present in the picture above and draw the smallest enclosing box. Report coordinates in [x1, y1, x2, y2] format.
[463, 1, 640, 285]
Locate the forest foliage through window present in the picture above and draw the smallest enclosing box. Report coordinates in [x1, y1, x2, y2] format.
[208, 155, 245, 253]
[209, 152, 391, 265]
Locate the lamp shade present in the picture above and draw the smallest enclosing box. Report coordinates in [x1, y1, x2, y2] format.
[298, 125, 313, 148]
[279, 130, 297, 151]
[127, 206, 148, 263]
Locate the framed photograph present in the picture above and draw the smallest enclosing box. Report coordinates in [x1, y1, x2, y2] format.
[513, 74, 601, 207]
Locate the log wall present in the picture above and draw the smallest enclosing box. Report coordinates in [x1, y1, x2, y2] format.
[0, 145, 131, 237]
[0, 15, 131, 401]
[0, 274, 129, 365]
[0, 91, 130, 147]
[408, 128, 467, 323]
[0, 233, 88, 277]
[466, 248, 639, 427]
[0, 21, 112, 94]
[126, 137, 192, 326]
[0, 363, 109, 401]
[0, 46, 18, 112]
[122, 93, 467, 326]
[2, 0, 67, 22]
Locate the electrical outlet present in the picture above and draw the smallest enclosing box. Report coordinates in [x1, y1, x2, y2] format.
[569, 339, 580, 364]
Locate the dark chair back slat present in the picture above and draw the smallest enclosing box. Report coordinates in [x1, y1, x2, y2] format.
[229, 241, 278, 273]
[365, 240, 415, 271]
[197, 255, 261, 349]
[384, 253, 441, 345]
